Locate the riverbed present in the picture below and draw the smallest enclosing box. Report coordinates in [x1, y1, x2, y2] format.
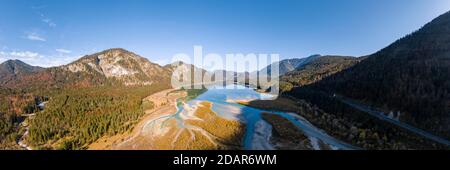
[178, 85, 358, 150]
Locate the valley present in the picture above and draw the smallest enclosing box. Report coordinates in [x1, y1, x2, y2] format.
[1, 11, 450, 150]
[91, 84, 358, 150]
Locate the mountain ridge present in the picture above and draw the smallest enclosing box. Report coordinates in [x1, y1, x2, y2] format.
[259, 54, 322, 76]
[0, 48, 176, 89]
[280, 55, 362, 88]
[302, 10, 450, 138]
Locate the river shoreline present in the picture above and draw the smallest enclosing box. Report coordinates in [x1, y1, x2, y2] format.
[17, 121, 32, 150]
[89, 85, 358, 150]
[88, 89, 187, 150]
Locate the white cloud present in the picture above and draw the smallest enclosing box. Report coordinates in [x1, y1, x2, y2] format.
[0, 50, 79, 67]
[32, 5, 48, 9]
[25, 32, 46, 42]
[38, 12, 56, 27]
[0, 51, 43, 66]
[42, 18, 56, 27]
[9, 51, 39, 58]
[56, 49, 71, 54]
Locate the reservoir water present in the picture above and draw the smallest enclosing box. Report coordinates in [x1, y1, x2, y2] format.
[168, 85, 359, 150]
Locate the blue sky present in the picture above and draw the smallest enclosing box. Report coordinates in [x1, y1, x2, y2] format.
[0, 0, 450, 67]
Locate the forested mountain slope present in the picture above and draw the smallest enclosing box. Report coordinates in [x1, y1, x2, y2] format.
[305, 11, 450, 138]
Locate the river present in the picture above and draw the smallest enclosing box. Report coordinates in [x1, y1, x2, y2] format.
[174, 85, 359, 150]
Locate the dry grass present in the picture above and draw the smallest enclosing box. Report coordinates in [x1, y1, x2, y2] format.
[261, 112, 312, 150]
[143, 101, 245, 150]
[187, 102, 246, 149]
[149, 118, 180, 149]
[95, 101, 245, 150]
[173, 130, 217, 150]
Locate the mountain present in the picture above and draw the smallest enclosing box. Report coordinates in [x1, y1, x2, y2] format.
[0, 59, 43, 75]
[0, 60, 43, 85]
[308, 11, 450, 138]
[0, 48, 172, 89]
[0, 48, 245, 90]
[164, 61, 245, 88]
[163, 61, 211, 88]
[281, 55, 362, 87]
[61, 48, 171, 86]
[163, 61, 207, 75]
[259, 54, 321, 76]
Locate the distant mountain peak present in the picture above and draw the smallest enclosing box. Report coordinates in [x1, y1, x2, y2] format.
[2, 59, 28, 66]
[57, 48, 170, 86]
[0, 59, 42, 75]
[259, 54, 322, 76]
[106, 48, 130, 52]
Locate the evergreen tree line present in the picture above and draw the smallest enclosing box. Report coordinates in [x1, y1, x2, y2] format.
[27, 85, 166, 150]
